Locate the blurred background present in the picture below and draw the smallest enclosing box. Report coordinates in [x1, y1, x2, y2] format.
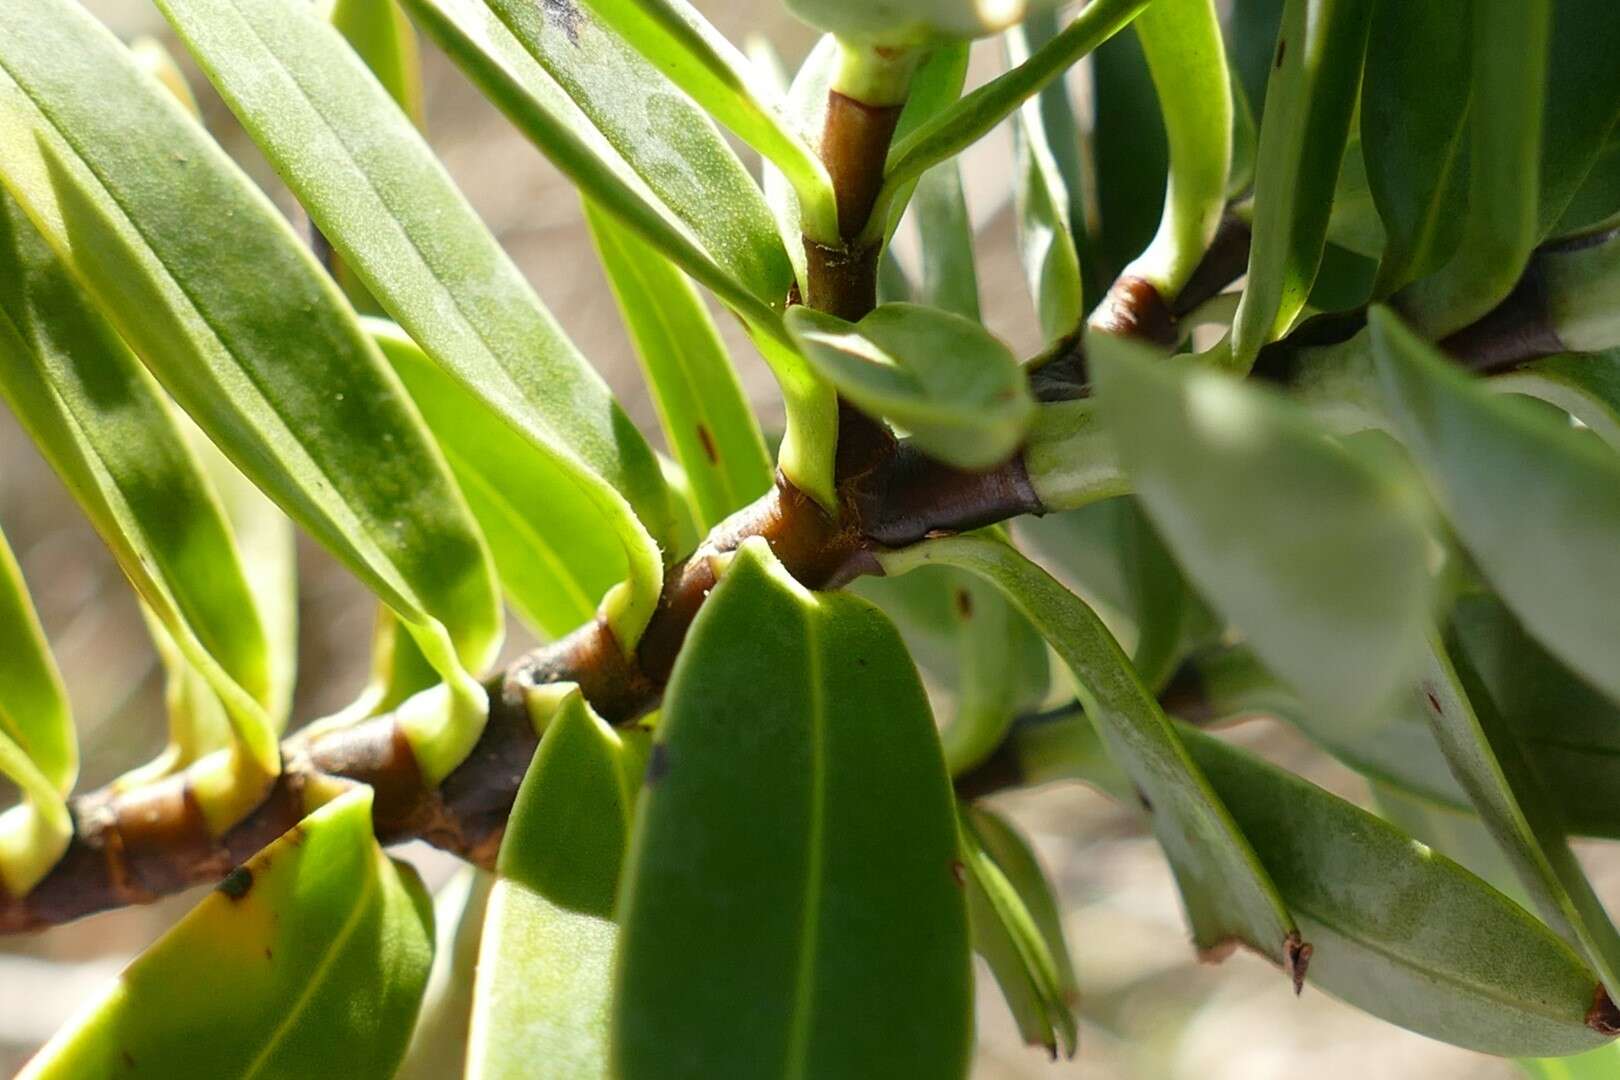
[0, 1, 1584, 1076]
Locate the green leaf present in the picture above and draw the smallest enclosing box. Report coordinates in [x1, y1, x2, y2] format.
[1223, 0, 1285, 117]
[572, 0, 838, 243]
[880, 536, 1298, 969]
[585, 201, 772, 531]
[1090, 23, 1168, 285]
[882, 43, 971, 243]
[1370, 306, 1620, 708]
[1370, 781, 1525, 904]
[784, 303, 1034, 469]
[1520, 1045, 1620, 1080]
[397, 869, 490, 1080]
[784, 0, 1066, 45]
[1006, 13, 1083, 341]
[1118, 0, 1233, 300]
[369, 322, 624, 641]
[0, 193, 278, 778]
[1359, 0, 1471, 294]
[1409, 629, 1620, 1001]
[0, 523, 73, 896]
[1181, 726, 1612, 1057]
[1396, 0, 1548, 336]
[1092, 333, 1436, 728]
[1493, 350, 1620, 453]
[960, 806, 1077, 1060]
[468, 688, 642, 1080]
[156, 0, 671, 636]
[869, 0, 1153, 247]
[911, 164, 980, 321]
[1230, 0, 1373, 369]
[614, 539, 972, 1080]
[23, 789, 435, 1079]
[1551, 135, 1620, 241]
[854, 562, 1049, 775]
[329, 0, 425, 127]
[1536, 0, 1620, 237]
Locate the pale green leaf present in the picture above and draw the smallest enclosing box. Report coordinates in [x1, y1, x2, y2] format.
[329, 0, 425, 127]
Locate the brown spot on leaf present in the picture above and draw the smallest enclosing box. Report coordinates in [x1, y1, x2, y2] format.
[1275, 38, 1287, 68]
[1588, 983, 1620, 1035]
[121, 1050, 136, 1069]
[1423, 688, 1443, 715]
[950, 860, 966, 887]
[264, 947, 274, 962]
[1285, 931, 1312, 995]
[217, 865, 253, 901]
[696, 424, 719, 464]
[646, 742, 670, 785]
[953, 588, 973, 620]
[1135, 787, 1154, 814]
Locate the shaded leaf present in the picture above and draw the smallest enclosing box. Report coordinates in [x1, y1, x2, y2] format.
[396, 869, 491, 1080]
[1493, 350, 1620, 453]
[1536, 0, 1620, 237]
[614, 539, 971, 1079]
[23, 789, 434, 1079]
[911, 164, 980, 321]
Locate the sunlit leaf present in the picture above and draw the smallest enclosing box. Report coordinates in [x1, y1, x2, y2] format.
[23, 789, 434, 1079]
[329, 0, 425, 127]
[396, 869, 489, 1080]
[785, 303, 1034, 469]
[881, 536, 1298, 969]
[1092, 333, 1435, 728]
[615, 539, 972, 1079]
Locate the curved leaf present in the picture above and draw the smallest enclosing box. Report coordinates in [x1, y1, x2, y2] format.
[912, 164, 980, 321]
[1551, 136, 1620, 241]
[1182, 727, 1612, 1058]
[1090, 22, 1168, 285]
[881, 536, 1298, 970]
[585, 201, 772, 531]
[1092, 333, 1436, 728]
[468, 688, 642, 1080]
[24, 789, 435, 1079]
[1229, 0, 1373, 369]
[785, 302, 1034, 470]
[1370, 306, 1620, 708]
[614, 539, 972, 1080]
[1494, 350, 1620, 453]
[1536, 0, 1620, 238]
[155, 0, 671, 640]
[0, 193, 276, 775]
[369, 322, 623, 641]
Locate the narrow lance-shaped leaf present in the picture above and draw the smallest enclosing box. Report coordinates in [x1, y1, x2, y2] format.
[912, 164, 980, 321]
[0, 193, 278, 781]
[1395, 0, 1548, 336]
[1535, 0, 1620, 238]
[396, 869, 491, 1080]
[1229, 0, 1373, 369]
[468, 688, 644, 1080]
[22, 789, 435, 1080]
[1179, 726, 1614, 1058]
[1092, 333, 1435, 729]
[1116, 0, 1233, 301]
[156, 0, 672, 643]
[0, 0, 502, 784]
[785, 303, 1034, 470]
[614, 539, 972, 1079]
[369, 321, 623, 642]
[882, 43, 971, 245]
[880, 536, 1300, 974]
[1090, 21, 1169, 285]
[867, 0, 1154, 247]
[1370, 306, 1620, 708]
[1411, 629, 1620, 1002]
[1006, 12, 1083, 342]
[573, 0, 840, 243]
[585, 201, 772, 531]
[0, 523, 73, 896]
[328, 0, 425, 127]
[1359, 0, 1471, 295]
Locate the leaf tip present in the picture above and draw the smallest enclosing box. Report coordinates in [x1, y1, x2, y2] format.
[1285, 931, 1312, 995]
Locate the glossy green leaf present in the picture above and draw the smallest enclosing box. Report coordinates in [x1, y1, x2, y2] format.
[573, 0, 838, 242]
[1322, 134, 1386, 262]
[881, 536, 1297, 968]
[397, 869, 490, 1080]
[614, 539, 971, 1080]
[882, 43, 971, 244]
[403, 0, 834, 511]
[1359, 0, 1471, 294]
[868, 0, 1153, 247]
[469, 688, 642, 1080]
[1092, 333, 1435, 728]
[0, 522, 73, 896]
[157, 0, 670, 640]
[1224, 0, 1286, 117]
[854, 562, 1049, 775]
[0, 0, 501, 783]
[911, 164, 980, 321]
[1090, 23, 1168, 286]
[1410, 630, 1620, 1001]
[0, 193, 277, 777]
[1551, 135, 1620, 240]
[1396, 0, 1548, 336]
[1370, 306, 1620, 707]
[1006, 14, 1083, 341]
[960, 805, 1077, 1060]
[785, 303, 1034, 469]
[1181, 727, 1612, 1057]
[366, 321, 622, 641]
[1119, 0, 1233, 300]
[24, 789, 434, 1079]
[1229, 0, 1373, 369]
[1536, 1, 1620, 237]
[585, 201, 772, 531]
[329, 0, 425, 127]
